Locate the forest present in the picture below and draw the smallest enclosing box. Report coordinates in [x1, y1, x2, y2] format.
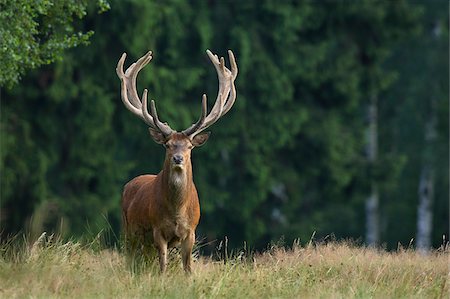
[1, 0, 448, 252]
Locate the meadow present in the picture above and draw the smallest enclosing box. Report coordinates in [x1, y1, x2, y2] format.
[0, 233, 448, 298]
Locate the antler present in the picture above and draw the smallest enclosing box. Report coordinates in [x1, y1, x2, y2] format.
[116, 51, 174, 136]
[182, 49, 238, 137]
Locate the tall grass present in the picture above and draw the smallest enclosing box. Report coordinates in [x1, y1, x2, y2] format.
[0, 233, 448, 298]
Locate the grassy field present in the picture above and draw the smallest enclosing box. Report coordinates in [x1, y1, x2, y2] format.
[0, 233, 448, 298]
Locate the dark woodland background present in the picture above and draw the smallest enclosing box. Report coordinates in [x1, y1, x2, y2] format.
[1, 0, 448, 252]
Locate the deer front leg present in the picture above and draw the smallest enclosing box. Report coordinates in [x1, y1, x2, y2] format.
[181, 231, 195, 273]
[153, 229, 168, 273]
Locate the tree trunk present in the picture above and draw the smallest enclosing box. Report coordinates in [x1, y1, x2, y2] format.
[365, 96, 379, 246]
[417, 99, 437, 252]
[417, 166, 434, 252]
[416, 20, 440, 253]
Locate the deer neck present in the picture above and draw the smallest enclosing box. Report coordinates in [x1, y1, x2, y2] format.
[161, 159, 193, 205]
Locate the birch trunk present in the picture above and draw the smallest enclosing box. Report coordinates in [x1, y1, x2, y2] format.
[416, 21, 440, 253]
[365, 96, 379, 246]
[417, 166, 434, 252]
[417, 99, 437, 252]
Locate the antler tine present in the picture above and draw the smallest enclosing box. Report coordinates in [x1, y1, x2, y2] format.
[212, 50, 237, 117]
[206, 50, 237, 119]
[141, 89, 173, 135]
[117, 51, 151, 110]
[220, 50, 238, 115]
[126, 51, 153, 109]
[118, 69, 143, 119]
[141, 89, 155, 126]
[117, 51, 175, 136]
[185, 49, 238, 137]
[117, 53, 142, 117]
[182, 94, 208, 136]
[116, 53, 126, 77]
[229, 50, 238, 79]
[149, 100, 174, 136]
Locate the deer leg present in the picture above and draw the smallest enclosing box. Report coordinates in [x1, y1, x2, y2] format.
[181, 231, 195, 273]
[153, 230, 168, 273]
[122, 212, 132, 254]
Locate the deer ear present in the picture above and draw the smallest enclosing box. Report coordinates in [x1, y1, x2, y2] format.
[191, 132, 210, 147]
[149, 128, 166, 144]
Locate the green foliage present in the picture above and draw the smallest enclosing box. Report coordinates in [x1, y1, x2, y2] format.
[380, 2, 449, 246]
[0, 0, 109, 87]
[1, 0, 447, 252]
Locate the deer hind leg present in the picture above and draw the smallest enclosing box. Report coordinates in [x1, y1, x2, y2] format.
[153, 229, 168, 273]
[181, 231, 195, 273]
[122, 212, 138, 257]
[123, 226, 148, 272]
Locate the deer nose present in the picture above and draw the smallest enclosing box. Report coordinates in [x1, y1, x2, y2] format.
[173, 155, 183, 164]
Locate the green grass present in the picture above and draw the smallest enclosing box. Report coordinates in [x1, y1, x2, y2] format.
[0, 233, 448, 298]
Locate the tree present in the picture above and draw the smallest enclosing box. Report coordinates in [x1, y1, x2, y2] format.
[0, 0, 109, 238]
[2, 0, 437, 252]
[0, 0, 109, 87]
[416, 5, 448, 253]
[380, 1, 449, 250]
[336, 1, 421, 246]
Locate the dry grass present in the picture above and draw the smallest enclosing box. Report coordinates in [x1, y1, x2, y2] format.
[0, 233, 448, 298]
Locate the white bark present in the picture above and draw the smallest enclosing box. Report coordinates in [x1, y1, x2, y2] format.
[416, 20, 441, 253]
[365, 97, 379, 246]
[417, 99, 437, 252]
[417, 167, 434, 252]
[365, 185, 379, 246]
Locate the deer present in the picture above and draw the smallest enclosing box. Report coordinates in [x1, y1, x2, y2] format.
[116, 49, 238, 273]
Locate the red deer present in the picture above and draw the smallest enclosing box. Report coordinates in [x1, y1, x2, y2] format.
[116, 49, 238, 273]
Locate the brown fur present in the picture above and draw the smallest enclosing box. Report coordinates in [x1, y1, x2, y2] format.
[122, 133, 207, 273]
[117, 49, 237, 273]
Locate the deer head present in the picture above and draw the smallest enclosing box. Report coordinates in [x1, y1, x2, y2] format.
[116, 50, 238, 172]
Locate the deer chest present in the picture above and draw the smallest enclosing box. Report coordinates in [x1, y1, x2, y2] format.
[159, 216, 190, 244]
